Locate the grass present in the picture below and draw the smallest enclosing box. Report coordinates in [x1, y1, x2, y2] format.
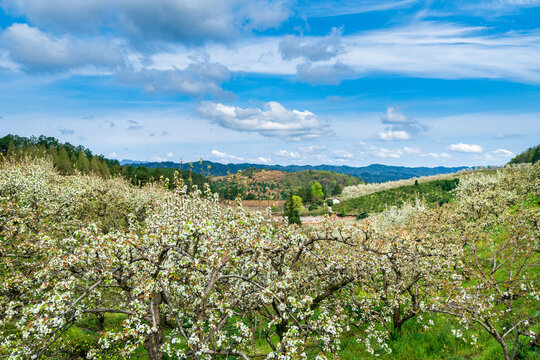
[337, 315, 504, 360]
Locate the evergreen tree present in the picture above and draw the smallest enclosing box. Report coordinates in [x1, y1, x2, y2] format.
[331, 184, 343, 196]
[283, 195, 302, 225]
[100, 161, 111, 178]
[91, 156, 102, 175]
[56, 146, 73, 175]
[77, 150, 91, 174]
[532, 147, 540, 164]
[6, 141, 15, 157]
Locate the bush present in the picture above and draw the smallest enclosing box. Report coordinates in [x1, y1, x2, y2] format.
[356, 212, 369, 220]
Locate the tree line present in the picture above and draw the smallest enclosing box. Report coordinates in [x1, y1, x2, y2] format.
[0, 134, 207, 189]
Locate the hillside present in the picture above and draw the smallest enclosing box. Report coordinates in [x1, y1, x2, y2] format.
[508, 143, 540, 164]
[212, 168, 363, 200]
[121, 159, 470, 183]
[334, 177, 461, 216]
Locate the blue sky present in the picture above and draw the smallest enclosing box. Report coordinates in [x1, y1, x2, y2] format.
[0, 0, 539, 167]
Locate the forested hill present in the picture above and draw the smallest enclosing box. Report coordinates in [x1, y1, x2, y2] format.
[122, 159, 470, 183]
[508, 143, 540, 164]
[0, 134, 208, 188]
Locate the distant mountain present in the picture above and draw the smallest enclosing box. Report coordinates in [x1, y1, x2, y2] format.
[119, 159, 150, 165]
[120, 160, 470, 183]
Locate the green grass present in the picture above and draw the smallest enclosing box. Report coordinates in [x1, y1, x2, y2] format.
[334, 179, 459, 215]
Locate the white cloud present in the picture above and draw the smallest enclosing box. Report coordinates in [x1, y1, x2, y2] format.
[166, 152, 174, 158]
[377, 107, 426, 141]
[120, 62, 230, 97]
[198, 101, 332, 141]
[211, 149, 244, 162]
[332, 150, 354, 159]
[1, 0, 290, 46]
[492, 148, 515, 157]
[381, 107, 409, 124]
[276, 149, 300, 158]
[1, 23, 125, 72]
[109, 152, 118, 158]
[448, 143, 484, 153]
[279, 27, 344, 62]
[256, 157, 272, 164]
[378, 129, 411, 141]
[296, 61, 355, 85]
[421, 152, 451, 159]
[483, 148, 516, 162]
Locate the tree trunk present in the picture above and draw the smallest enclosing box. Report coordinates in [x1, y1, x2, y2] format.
[145, 294, 164, 360]
[393, 306, 403, 332]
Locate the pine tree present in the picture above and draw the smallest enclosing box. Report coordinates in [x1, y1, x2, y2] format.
[56, 146, 73, 175]
[91, 156, 102, 176]
[77, 150, 91, 174]
[284, 195, 302, 225]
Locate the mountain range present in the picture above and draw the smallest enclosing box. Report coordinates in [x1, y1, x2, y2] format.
[119, 160, 470, 183]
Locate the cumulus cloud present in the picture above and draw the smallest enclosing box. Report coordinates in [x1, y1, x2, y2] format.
[1, 0, 290, 46]
[378, 107, 426, 141]
[211, 149, 244, 162]
[198, 101, 332, 141]
[121, 62, 231, 97]
[1, 23, 125, 72]
[448, 143, 483, 153]
[279, 27, 344, 62]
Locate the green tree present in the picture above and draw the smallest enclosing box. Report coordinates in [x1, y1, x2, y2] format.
[90, 156, 102, 176]
[76, 150, 90, 174]
[56, 146, 72, 175]
[284, 195, 303, 225]
[311, 182, 324, 203]
[331, 183, 343, 196]
[532, 147, 540, 163]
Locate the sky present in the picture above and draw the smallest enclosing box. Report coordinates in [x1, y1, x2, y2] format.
[0, 0, 539, 167]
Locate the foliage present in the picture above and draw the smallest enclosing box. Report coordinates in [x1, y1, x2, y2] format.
[508, 143, 540, 164]
[283, 195, 303, 224]
[0, 134, 208, 189]
[211, 168, 362, 201]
